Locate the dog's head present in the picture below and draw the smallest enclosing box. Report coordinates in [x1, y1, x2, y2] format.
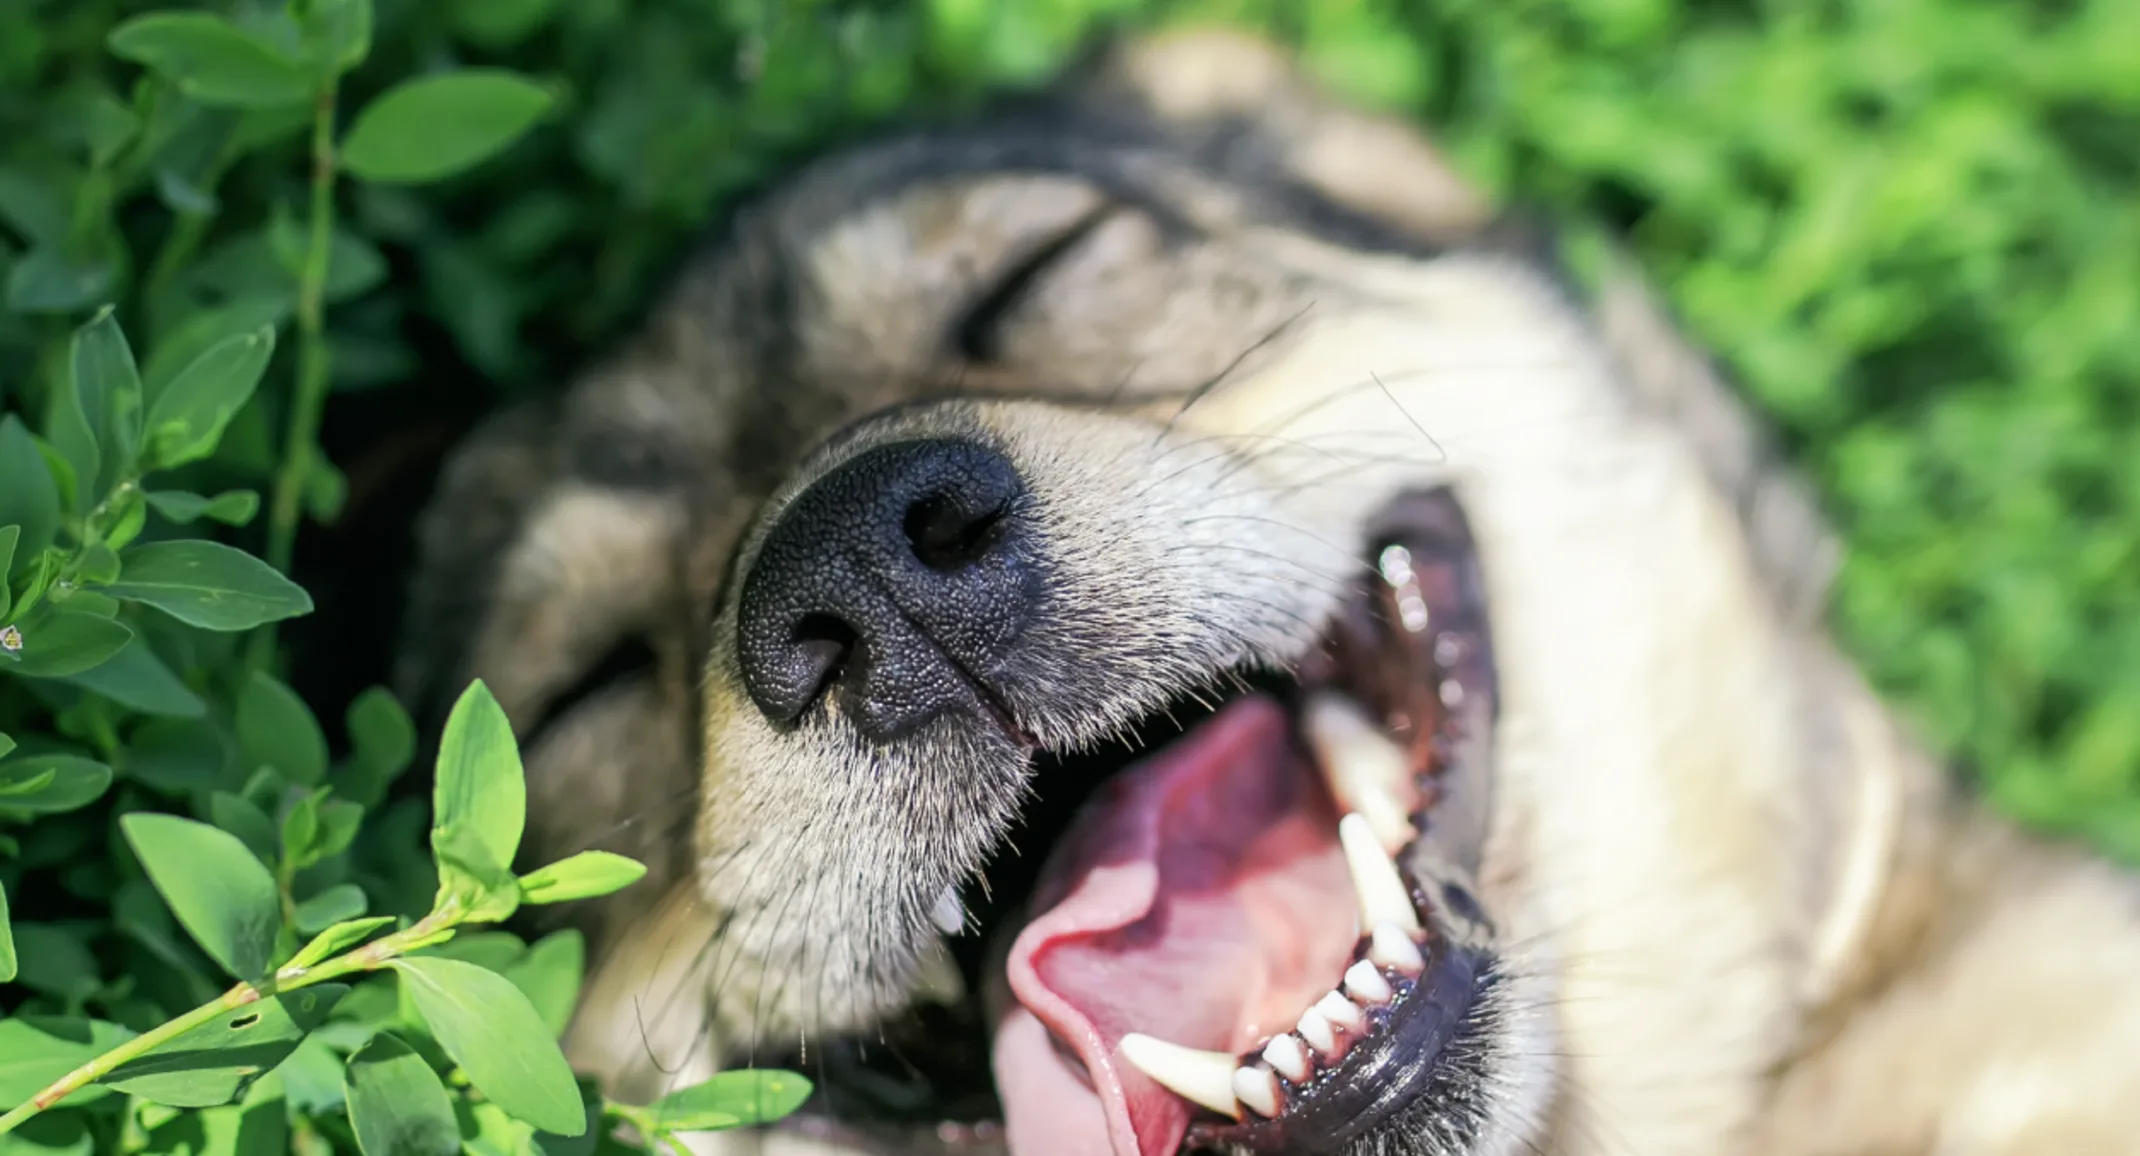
[399, 30, 1916, 1156]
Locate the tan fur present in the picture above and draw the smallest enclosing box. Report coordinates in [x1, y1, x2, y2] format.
[398, 28, 2140, 1156]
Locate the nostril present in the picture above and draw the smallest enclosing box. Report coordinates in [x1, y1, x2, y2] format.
[790, 612, 860, 707]
[903, 492, 1008, 572]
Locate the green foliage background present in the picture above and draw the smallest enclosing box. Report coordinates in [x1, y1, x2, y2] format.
[0, 0, 2134, 1149]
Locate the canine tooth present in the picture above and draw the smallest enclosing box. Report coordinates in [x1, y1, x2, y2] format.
[1369, 922, 1426, 975]
[1344, 960, 1394, 1005]
[1339, 814, 1422, 933]
[1232, 1066, 1282, 1118]
[1119, 1033, 1241, 1120]
[1305, 696, 1416, 852]
[1262, 1034, 1310, 1082]
[1316, 991, 1366, 1033]
[1295, 1008, 1337, 1055]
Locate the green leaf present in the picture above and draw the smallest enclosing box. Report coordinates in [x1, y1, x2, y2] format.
[287, 915, 395, 970]
[516, 852, 647, 906]
[123, 717, 229, 796]
[58, 632, 206, 717]
[499, 930, 583, 1038]
[343, 1032, 458, 1156]
[0, 880, 14, 983]
[102, 541, 312, 631]
[388, 957, 584, 1135]
[646, 1070, 814, 1133]
[142, 327, 275, 469]
[304, 0, 374, 75]
[0, 417, 63, 559]
[0, 756, 113, 813]
[428, 681, 525, 919]
[5, 248, 116, 317]
[75, 541, 121, 585]
[449, 0, 558, 49]
[0, 526, 15, 619]
[102, 985, 348, 1107]
[45, 339, 100, 517]
[294, 884, 368, 934]
[2, 612, 132, 677]
[210, 791, 281, 867]
[0, 1101, 93, 1156]
[431, 823, 519, 924]
[0, 1017, 133, 1109]
[5, 924, 99, 1002]
[344, 687, 416, 798]
[108, 13, 313, 109]
[144, 490, 260, 527]
[143, 297, 289, 399]
[238, 671, 328, 786]
[340, 71, 553, 185]
[121, 813, 284, 983]
[70, 308, 145, 488]
[0, 732, 13, 760]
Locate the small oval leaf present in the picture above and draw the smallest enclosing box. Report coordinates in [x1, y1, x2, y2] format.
[339, 70, 553, 184]
[108, 13, 312, 108]
[647, 1070, 814, 1133]
[4, 611, 132, 678]
[0, 756, 114, 814]
[344, 1032, 460, 1156]
[102, 540, 312, 631]
[516, 851, 647, 906]
[120, 813, 284, 983]
[389, 956, 585, 1135]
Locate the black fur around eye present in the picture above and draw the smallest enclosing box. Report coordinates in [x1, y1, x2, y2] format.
[950, 204, 1120, 364]
[524, 634, 660, 745]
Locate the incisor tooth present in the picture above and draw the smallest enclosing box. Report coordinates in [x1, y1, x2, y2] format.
[1339, 814, 1422, 933]
[1119, 1033, 1240, 1120]
[1262, 1034, 1310, 1082]
[1316, 991, 1365, 1033]
[1305, 696, 1417, 852]
[1344, 960, 1393, 1005]
[1232, 1066, 1282, 1118]
[1296, 1008, 1336, 1054]
[1370, 922, 1426, 974]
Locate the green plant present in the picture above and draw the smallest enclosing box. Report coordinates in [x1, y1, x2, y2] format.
[0, 680, 809, 1153]
[0, 0, 808, 1150]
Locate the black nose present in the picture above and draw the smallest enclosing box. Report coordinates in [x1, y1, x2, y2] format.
[736, 439, 1036, 740]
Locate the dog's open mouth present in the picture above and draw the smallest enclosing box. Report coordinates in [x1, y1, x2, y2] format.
[772, 489, 1498, 1156]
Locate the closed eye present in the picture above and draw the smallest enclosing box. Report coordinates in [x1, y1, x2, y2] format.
[949, 202, 1122, 364]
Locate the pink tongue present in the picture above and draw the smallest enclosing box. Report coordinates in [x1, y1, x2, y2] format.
[995, 698, 1353, 1156]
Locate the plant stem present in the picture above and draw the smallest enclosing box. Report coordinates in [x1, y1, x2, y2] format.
[254, 82, 340, 666]
[0, 912, 450, 1137]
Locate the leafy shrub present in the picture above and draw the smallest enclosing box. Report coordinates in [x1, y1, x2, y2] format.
[0, 0, 2134, 1151]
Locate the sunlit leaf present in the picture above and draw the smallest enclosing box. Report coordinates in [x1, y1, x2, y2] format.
[120, 813, 284, 983]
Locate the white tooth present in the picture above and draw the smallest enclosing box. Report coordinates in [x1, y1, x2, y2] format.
[1119, 1033, 1241, 1120]
[1369, 922, 1426, 975]
[1232, 1066, 1282, 1118]
[1262, 1034, 1310, 1082]
[1344, 960, 1394, 1005]
[1295, 1008, 1336, 1055]
[1316, 991, 1366, 1033]
[1339, 814, 1423, 933]
[1305, 695, 1417, 852]
[930, 886, 964, 935]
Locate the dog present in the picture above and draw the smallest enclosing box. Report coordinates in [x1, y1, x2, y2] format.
[394, 29, 2140, 1156]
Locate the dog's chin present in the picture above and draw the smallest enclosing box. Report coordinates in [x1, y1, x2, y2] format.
[759, 489, 1508, 1156]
